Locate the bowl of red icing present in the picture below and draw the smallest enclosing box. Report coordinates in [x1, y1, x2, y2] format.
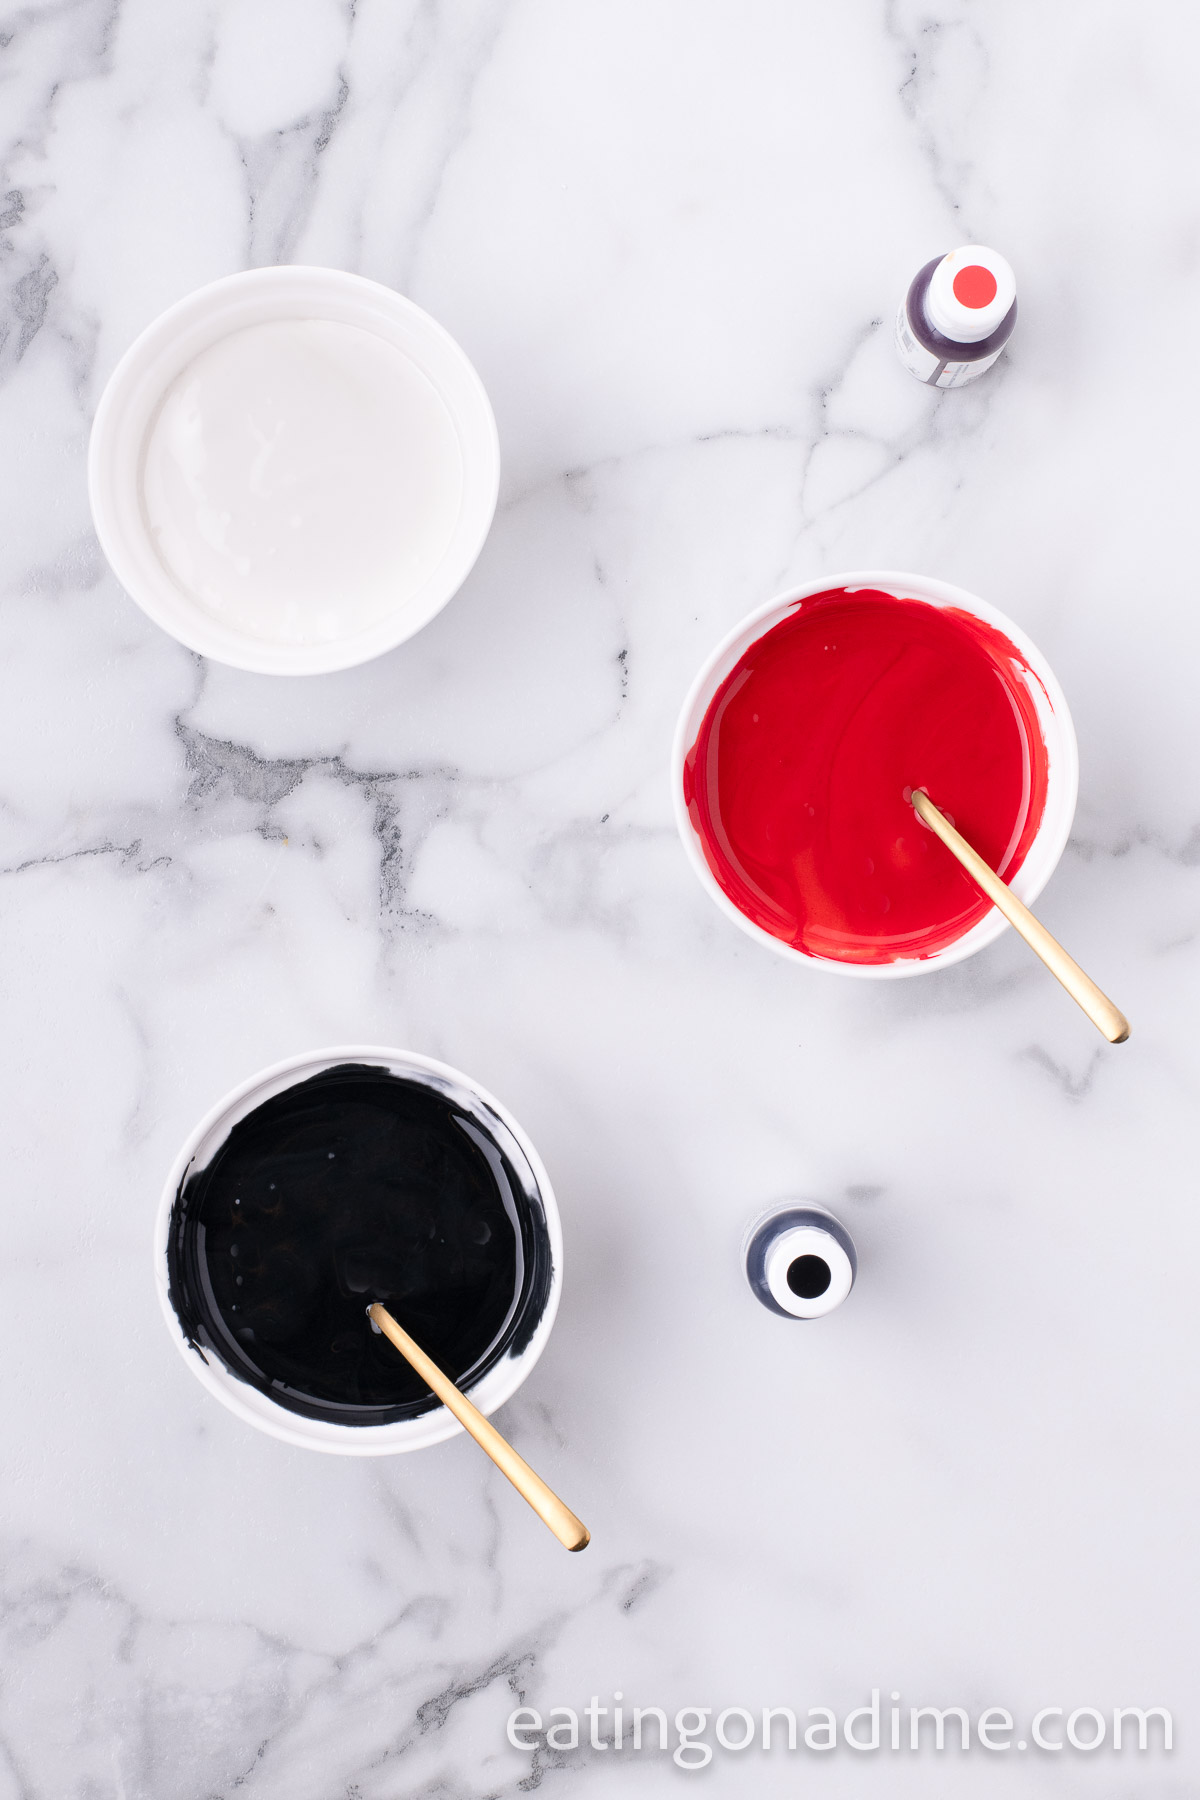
[673, 572, 1077, 977]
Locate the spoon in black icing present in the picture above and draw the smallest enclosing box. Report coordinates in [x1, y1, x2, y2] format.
[367, 1302, 590, 1552]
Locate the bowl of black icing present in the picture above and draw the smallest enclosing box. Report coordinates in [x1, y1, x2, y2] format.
[155, 1047, 561, 1454]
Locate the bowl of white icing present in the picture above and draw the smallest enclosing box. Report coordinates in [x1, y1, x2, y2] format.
[89, 267, 500, 674]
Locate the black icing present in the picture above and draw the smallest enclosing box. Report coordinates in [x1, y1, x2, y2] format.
[166, 1062, 554, 1425]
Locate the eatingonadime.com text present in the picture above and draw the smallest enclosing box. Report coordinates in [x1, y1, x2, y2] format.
[506, 1693, 1173, 1770]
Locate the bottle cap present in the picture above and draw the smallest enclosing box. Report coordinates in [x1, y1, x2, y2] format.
[743, 1205, 857, 1320]
[925, 245, 1016, 344]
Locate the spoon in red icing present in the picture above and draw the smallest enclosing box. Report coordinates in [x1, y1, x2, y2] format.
[910, 790, 1130, 1044]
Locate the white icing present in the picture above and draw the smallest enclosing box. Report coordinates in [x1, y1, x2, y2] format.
[140, 319, 463, 646]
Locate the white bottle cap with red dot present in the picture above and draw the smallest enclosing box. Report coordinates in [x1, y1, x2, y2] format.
[925, 245, 1016, 344]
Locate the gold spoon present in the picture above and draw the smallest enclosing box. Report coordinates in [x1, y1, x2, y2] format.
[368, 1302, 590, 1552]
[910, 790, 1130, 1044]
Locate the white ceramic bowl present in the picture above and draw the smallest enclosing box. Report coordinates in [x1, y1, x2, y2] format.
[89, 267, 500, 675]
[672, 570, 1078, 978]
[155, 1046, 562, 1455]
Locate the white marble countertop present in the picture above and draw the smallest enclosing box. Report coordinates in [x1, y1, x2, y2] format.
[2, 2, 1196, 1794]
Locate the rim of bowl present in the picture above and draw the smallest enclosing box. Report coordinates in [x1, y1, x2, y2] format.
[88, 266, 500, 676]
[154, 1045, 563, 1456]
[671, 570, 1080, 979]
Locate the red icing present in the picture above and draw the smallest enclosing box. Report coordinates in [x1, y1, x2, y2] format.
[953, 264, 998, 308]
[682, 588, 1050, 964]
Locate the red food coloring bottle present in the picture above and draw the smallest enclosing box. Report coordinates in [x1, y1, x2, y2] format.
[895, 244, 1016, 388]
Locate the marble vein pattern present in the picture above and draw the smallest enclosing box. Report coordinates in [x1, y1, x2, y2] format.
[1, 0, 1198, 1795]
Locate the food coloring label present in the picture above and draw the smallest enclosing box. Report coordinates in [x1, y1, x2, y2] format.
[894, 303, 1004, 388]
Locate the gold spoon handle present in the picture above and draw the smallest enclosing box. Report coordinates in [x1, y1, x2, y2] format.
[911, 790, 1130, 1044]
[368, 1302, 590, 1552]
